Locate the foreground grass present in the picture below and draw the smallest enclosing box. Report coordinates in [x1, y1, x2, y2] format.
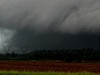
[0, 71, 99, 75]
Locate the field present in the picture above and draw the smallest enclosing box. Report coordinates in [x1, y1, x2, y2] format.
[0, 61, 99, 75]
[0, 71, 99, 75]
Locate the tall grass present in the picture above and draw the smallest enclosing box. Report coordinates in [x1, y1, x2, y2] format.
[0, 71, 99, 75]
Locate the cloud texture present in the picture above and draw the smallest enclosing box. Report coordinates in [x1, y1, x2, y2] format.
[0, 0, 100, 52]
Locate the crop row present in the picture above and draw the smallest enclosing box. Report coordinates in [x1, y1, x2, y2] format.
[0, 61, 99, 73]
[0, 71, 99, 75]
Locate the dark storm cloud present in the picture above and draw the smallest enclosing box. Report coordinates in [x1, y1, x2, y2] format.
[12, 28, 99, 50]
[0, 0, 100, 52]
[0, 0, 100, 33]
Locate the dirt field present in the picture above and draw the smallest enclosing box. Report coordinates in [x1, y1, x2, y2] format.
[0, 61, 99, 73]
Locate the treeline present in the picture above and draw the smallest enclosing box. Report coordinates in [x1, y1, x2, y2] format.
[0, 48, 100, 62]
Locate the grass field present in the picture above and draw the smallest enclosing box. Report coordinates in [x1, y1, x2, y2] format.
[0, 71, 99, 75]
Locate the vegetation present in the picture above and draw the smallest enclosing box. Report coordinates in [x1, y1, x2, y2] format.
[0, 48, 99, 75]
[0, 48, 100, 62]
[0, 71, 99, 75]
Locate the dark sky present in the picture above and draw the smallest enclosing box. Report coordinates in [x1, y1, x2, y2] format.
[0, 0, 100, 53]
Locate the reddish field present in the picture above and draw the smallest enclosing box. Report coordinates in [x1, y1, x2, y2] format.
[0, 61, 100, 73]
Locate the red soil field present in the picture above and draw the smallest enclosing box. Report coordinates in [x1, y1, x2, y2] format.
[0, 61, 100, 73]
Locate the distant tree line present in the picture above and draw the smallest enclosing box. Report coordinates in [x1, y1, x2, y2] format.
[0, 48, 100, 62]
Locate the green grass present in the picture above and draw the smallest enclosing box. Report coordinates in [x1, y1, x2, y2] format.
[0, 71, 99, 75]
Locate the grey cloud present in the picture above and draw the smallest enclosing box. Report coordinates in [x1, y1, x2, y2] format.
[0, 0, 100, 52]
[0, 0, 100, 33]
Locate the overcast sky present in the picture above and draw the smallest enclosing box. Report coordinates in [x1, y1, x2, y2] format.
[0, 0, 100, 53]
